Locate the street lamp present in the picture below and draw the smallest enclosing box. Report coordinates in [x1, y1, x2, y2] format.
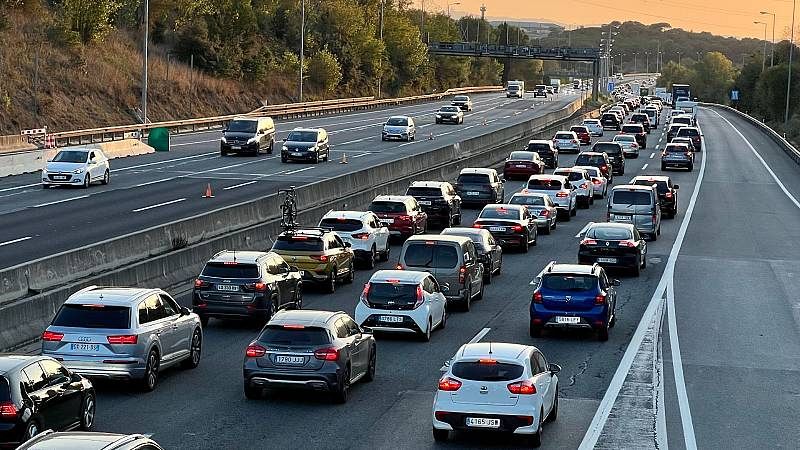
[645, 51, 650, 73]
[141, 0, 149, 124]
[786, 0, 797, 127]
[633, 52, 638, 73]
[760, 11, 776, 67]
[447, 1, 460, 17]
[299, 0, 305, 101]
[755, 21, 768, 71]
[377, 0, 384, 98]
[676, 51, 682, 65]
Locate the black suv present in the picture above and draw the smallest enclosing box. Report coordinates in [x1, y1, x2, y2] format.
[405, 181, 462, 227]
[630, 175, 680, 219]
[601, 113, 621, 130]
[455, 168, 505, 206]
[629, 113, 651, 132]
[0, 355, 95, 446]
[525, 140, 559, 168]
[592, 142, 625, 176]
[193, 250, 303, 326]
[243, 310, 376, 403]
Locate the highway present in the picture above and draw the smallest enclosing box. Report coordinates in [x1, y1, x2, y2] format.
[0, 91, 584, 268]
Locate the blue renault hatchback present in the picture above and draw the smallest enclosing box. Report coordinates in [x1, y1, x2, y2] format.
[529, 262, 619, 341]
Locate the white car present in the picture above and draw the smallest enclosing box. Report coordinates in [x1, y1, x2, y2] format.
[608, 107, 626, 121]
[553, 167, 594, 208]
[382, 116, 416, 141]
[524, 174, 577, 220]
[574, 165, 608, 199]
[612, 134, 640, 158]
[552, 131, 580, 154]
[319, 210, 391, 268]
[355, 270, 446, 341]
[42, 148, 110, 188]
[582, 119, 604, 137]
[432, 342, 561, 447]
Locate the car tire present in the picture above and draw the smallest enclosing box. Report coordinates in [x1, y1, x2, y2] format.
[181, 328, 202, 369]
[366, 246, 376, 270]
[221, 150, 228, 156]
[521, 233, 529, 253]
[364, 347, 377, 382]
[281, 155, 287, 163]
[244, 383, 262, 400]
[433, 429, 449, 442]
[532, 229, 537, 246]
[344, 261, 355, 284]
[476, 279, 485, 300]
[198, 314, 209, 327]
[80, 394, 95, 430]
[529, 322, 542, 338]
[598, 325, 610, 341]
[541, 225, 551, 235]
[661, 164, 667, 171]
[633, 257, 641, 277]
[439, 307, 447, 329]
[23, 419, 40, 441]
[454, 212, 462, 225]
[422, 318, 432, 342]
[570, 204, 577, 217]
[326, 268, 337, 294]
[334, 366, 351, 404]
[101, 170, 110, 185]
[547, 388, 559, 422]
[293, 284, 303, 310]
[140, 349, 160, 392]
[528, 412, 543, 447]
[82, 174, 91, 189]
[462, 284, 472, 312]
[380, 244, 390, 262]
[267, 140, 274, 154]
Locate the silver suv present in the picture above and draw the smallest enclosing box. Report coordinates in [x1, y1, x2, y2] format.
[41, 286, 203, 391]
[18, 431, 163, 450]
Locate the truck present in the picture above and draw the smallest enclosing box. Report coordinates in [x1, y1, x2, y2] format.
[630, 82, 641, 97]
[671, 84, 691, 106]
[655, 87, 668, 103]
[550, 79, 561, 93]
[507, 80, 524, 98]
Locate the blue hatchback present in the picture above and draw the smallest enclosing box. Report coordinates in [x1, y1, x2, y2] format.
[530, 262, 619, 341]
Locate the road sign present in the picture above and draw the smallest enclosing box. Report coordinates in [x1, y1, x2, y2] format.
[730, 90, 740, 101]
[607, 82, 615, 92]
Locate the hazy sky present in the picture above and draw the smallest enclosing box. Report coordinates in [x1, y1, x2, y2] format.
[414, 0, 797, 40]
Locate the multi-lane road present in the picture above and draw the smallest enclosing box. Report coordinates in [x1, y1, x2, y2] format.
[6, 94, 800, 449]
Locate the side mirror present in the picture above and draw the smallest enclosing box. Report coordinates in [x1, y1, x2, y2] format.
[548, 363, 561, 375]
[440, 359, 451, 373]
[181, 306, 191, 316]
[361, 326, 374, 334]
[70, 372, 83, 382]
[290, 265, 300, 272]
[673, 185, 680, 190]
[612, 279, 621, 286]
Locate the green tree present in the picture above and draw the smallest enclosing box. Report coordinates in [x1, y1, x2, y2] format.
[692, 51, 736, 103]
[307, 48, 342, 94]
[382, 11, 427, 92]
[732, 60, 762, 112]
[59, 0, 120, 44]
[657, 61, 696, 90]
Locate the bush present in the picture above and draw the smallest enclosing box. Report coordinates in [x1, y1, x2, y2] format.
[307, 49, 342, 94]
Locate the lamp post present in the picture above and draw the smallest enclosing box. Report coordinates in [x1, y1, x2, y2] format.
[755, 21, 767, 71]
[377, 0, 384, 98]
[141, 0, 148, 124]
[299, 0, 305, 102]
[676, 51, 682, 65]
[645, 51, 650, 73]
[447, 1, 460, 17]
[760, 11, 776, 67]
[786, 0, 797, 127]
[633, 52, 638, 73]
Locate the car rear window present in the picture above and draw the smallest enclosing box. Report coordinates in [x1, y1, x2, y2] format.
[367, 282, 418, 305]
[541, 274, 597, 291]
[402, 243, 459, 269]
[510, 195, 545, 206]
[202, 262, 260, 278]
[587, 226, 633, 240]
[259, 325, 330, 346]
[527, 179, 563, 190]
[457, 174, 490, 184]
[406, 187, 443, 197]
[593, 143, 622, 155]
[633, 180, 669, 193]
[570, 126, 588, 133]
[602, 114, 617, 120]
[320, 218, 363, 232]
[575, 155, 605, 166]
[612, 190, 653, 205]
[452, 361, 524, 381]
[508, 151, 534, 161]
[555, 171, 584, 182]
[555, 133, 573, 140]
[273, 235, 325, 252]
[621, 126, 641, 133]
[527, 143, 553, 154]
[615, 135, 635, 142]
[677, 128, 699, 137]
[0, 376, 10, 402]
[52, 304, 131, 329]
[368, 201, 408, 214]
[479, 207, 521, 220]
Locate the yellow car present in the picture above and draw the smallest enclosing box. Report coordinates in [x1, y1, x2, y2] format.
[271, 228, 355, 293]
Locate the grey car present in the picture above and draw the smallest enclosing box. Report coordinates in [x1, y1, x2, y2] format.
[243, 310, 376, 403]
[440, 227, 503, 284]
[607, 185, 662, 241]
[18, 431, 164, 450]
[41, 286, 203, 391]
[508, 191, 558, 234]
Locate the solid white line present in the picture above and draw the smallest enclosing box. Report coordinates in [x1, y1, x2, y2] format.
[31, 195, 89, 208]
[285, 166, 314, 175]
[641, 163, 648, 170]
[574, 221, 594, 238]
[0, 236, 32, 247]
[132, 198, 186, 212]
[579, 129, 708, 449]
[223, 181, 258, 190]
[0, 183, 40, 193]
[351, 152, 371, 159]
[469, 327, 491, 344]
[667, 281, 698, 450]
[113, 152, 217, 171]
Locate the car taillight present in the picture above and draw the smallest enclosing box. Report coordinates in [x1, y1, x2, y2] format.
[397, 215, 411, 222]
[556, 192, 568, 198]
[632, 143, 638, 148]
[438, 376, 462, 391]
[107, 334, 138, 344]
[594, 294, 607, 305]
[458, 265, 467, 283]
[246, 282, 268, 292]
[580, 239, 597, 245]
[572, 139, 579, 144]
[194, 279, 208, 288]
[532, 291, 543, 303]
[580, 183, 588, 189]
[665, 192, 673, 198]
[360, 283, 371, 306]
[352, 233, 370, 240]
[618, 240, 637, 247]
[507, 380, 537, 395]
[314, 347, 339, 361]
[593, 179, 602, 184]
[42, 331, 64, 342]
[512, 225, 523, 232]
[312, 255, 329, 262]
[414, 285, 425, 309]
[600, 164, 608, 170]
[539, 210, 550, 217]
[396, 263, 404, 270]
[472, 223, 483, 229]
[0, 402, 17, 418]
[245, 343, 266, 358]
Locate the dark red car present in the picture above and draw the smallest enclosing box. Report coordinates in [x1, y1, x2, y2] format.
[503, 150, 545, 180]
[368, 195, 428, 239]
[570, 125, 592, 145]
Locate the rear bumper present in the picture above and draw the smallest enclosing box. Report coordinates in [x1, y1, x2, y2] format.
[530, 307, 609, 330]
[503, 167, 540, 178]
[433, 411, 538, 434]
[662, 158, 692, 168]
[579, 252, 639, 268]
[48, 355, 146, 380]
[244, 369, 340, 392]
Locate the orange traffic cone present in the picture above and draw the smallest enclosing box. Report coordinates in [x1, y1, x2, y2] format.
[202, 183, 214, 198]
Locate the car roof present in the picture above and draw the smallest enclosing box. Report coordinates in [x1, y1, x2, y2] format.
[528, 174, 569, 182]
[554, 167, 587, 173]
[440, 227, 491, 238]
[0, 354, 40, 374]
[322, 210, 372, 220]
[16, 431, 150, 450]
[555, 131, 577, 136]
[574, 165, 600, 172]
[290, 127, 323, 132]
[231, 116, 260, 122]
[387, 115, 411, 120]
[270, 309, 342, 327]
[65, 287, 161, 307]
[482, 203, 524, 211]
[459, 168, 495, 175]
[209, 250, 269, 264]
[548, 263, 598, 275]
[456, 342, 533, 361]
[612, 184, 655, 192]
[56, 148, 91, 153]
[527, 139, 553, 145]
[409, 181, 447, 189]
[631, 175, 669, 182]
[512, 191, 550, 198]
[405, 234, 471, 245]
[372, 195, 414, 203]
[583, 119, 601, 123]
[588, 222, 636, 231]
[370, 270, 428, 283]
[678, 127, 699, 131]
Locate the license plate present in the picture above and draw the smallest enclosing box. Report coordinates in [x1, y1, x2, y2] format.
[292, 152, 303, 156]
[556, 316, 581, 324]
[379, 315, 403, 323]
[614, 215, 632, 222]
[598, 257, 617, 263]
[489, 226, 505, 232]
[515, 164, 527, 168]
[467, 191, 480, 196]
[216, 284, 239, 292]
[53, 175, 67, 180]
[274, 355, 304, 365]
[419, 201, 431, 205]
[382, 218, 394, 224]
[465, 417, 501, 428]
[231, 146, 241, 150]
[70, 343, 100, 352]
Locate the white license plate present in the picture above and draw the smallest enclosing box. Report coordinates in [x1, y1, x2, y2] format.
[379, 315, 403, 323]
[292, 152, 304, 156]
[515, 164, 527, 168]
[597, 257, 617, 263]
[381, 218, 394, 224]
[465, 417, 501, 428]
[489, 226, 506, 232]
[274, 355, 304, 365]
[70, 343, 100, 352]
[231, 146, 241, 150]
[614, 215, 632, 222]
[419, 201, 432, 205]
[216, 284, 239, 292]
[467, 191, 480, 196]
[556, 316, 581, 324]
[53, 175, 67, 180]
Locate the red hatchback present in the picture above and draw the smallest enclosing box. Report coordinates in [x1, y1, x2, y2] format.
[503, 150, 545, 180]
[570, 125, 592, 145]
[368, 195, 428, 239]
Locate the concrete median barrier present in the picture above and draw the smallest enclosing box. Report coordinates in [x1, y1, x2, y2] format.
[0, 140, 155, 177]
[0, 98, 591, 351]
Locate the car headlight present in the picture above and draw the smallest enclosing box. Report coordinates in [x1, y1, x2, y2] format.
[247, 137, 258, 144]
[221, 136, 227, 143]
[72, 168, 84, 174]
[436, 114, 442, 118]
[282, 146, 288, 151]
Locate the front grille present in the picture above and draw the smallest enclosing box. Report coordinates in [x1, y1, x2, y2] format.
[48, 174, 73, 181]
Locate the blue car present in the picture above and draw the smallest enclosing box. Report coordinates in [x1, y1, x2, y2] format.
[530, 262, 619, 341]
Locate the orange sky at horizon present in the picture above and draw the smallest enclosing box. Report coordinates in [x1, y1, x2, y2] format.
[413, 0, 798, 41]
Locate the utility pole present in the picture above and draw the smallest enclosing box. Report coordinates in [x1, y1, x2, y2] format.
[786, 0, 796, 127]
[299, 0, 305, 102]
[754, 21, 767, 71]
[141, 0, 149, 124]
[760, 11, 776, 67]
[378, 0, 384, 98]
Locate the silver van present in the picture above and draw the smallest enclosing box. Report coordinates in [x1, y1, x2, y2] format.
[607, 185, 662, 240]
[221, 116, 276, 156]
[397, 235, 484, 311]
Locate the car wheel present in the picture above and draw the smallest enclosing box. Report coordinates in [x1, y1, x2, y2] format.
[532, 229, 537, 246]
[453, 212, 462, 225]
[439, 307, 447, 329]
[589, 195, 594, 205]
[23, 419, 40, 440]
[267, 140, 274, 154]
[547, 388, 559, 422]
[661, 164, 667, 171]
[529, 322, 542, 338]
[462, 284, 472, 312]
[521, 234, 529, 253]
[82, 174, 91, 189]
[315, 151, 321, 164]
[102, 170, 110, 185]
[181, 328, 202, 369]
[80, 394, 95, 430]
[198, 314, 209, 327]
[327, 268, 337, 294]
[476, 279, 485, 300]
[323, 150, 329, 162]
[433, 429, 450, 442]
[334, 366, 351, 403]
[570, 204, 577, 216]
[483, 265, 492, 284]
[366, 246, 376, 269]
[380, 244, 390, 262]
[281, 155, 287, 163]
[345, 261, 355, 284]
[221, 150, 228, 156]
[541, 225, 551, 235]
[141, 349, 160, 392]
[244, 383, 262, 400]
[688, 164, 694, 172]
[598, 324, 610, 341]
[528, 411, 543, 447]
[633, 256, 641, 277]
[422, 318, 432, 342]
[364, 347, 377, 382]
[293, 284, 304, 309]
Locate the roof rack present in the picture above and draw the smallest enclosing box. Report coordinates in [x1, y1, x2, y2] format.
[101, 434, 151, 450]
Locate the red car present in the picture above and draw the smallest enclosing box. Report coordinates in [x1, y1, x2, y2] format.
[503, 150, 545, 180]
[570, 125, 592, 145]
[368, 195, 428, 239]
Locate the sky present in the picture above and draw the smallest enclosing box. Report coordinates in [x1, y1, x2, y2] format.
[413, 0, 798, 40]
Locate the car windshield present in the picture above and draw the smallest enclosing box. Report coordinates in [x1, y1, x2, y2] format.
[621, 126, 641, 133]
[645, 110, 656, 116]
[612, 190, 652, 205]
[52, 151, 89, 163]
[406, 187, 442, 197]
[593, 143, 622, 155]
[584, 120, 600, 125]
[633, 179, 669, 193]
[555, 133, 573, 140]
[479, 207, 520, 220]
[632, 115, 647, 121]
[452, 361, 524, 382]
[369, 201, 408, 213]
[286, 131, 318, 142]
[527, 143, 552, 154]
[576, 155, 605, 166]
[510, 195, 545, 206]
[615, 135, 635, 142]
[541, 274, 597, 291]
[259, 325, 330, 346]
[367, 282, 418, 305]
[52, 304, 131, 329]
[319, 218, 363, 232]
[509, 151, 534, 161]
[441, 107, 459, 112]
[202, 262, 260, 278]
[226, 120, 258, 133]
[555, 171, 585, 182]
[508, 86, 520, 91]
[457, 174, 490, 184]
[453, 96, 469, 101]
[403, 243, 459, 268]
[386, 117, 408, 126]
[527, 179, 563, 190]
[273, 235, 325, 251]
[587, 226, 633, 240]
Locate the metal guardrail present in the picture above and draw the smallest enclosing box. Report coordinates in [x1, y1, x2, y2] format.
[428, 42, 601, 61]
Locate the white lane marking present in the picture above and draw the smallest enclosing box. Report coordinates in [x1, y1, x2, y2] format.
[285, 166, 314, 175]
[351, 152, 371, 159]
[0, 183, 40, 193]
[113, 152, 218, 172]
[31, 195, 89, 208]
[649, 152, 655, 159]
[575, 221, 594, 238]
[135, 178, 174, 187]
[223, 181, 258, 190]
[0, 236, 32, 247]
[337, 136, 373, 145]
[666, 280, 698, 450]
[132, 198, 186, 212]
[580, 132, 707, 449]
[469, 327, 491, 344]
[641, 163, 648, 170]
[171, 140, 217, 147]
[710, 109, 800, 209]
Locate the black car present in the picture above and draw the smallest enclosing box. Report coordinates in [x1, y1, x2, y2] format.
[592, 142, 626, 176]
[405, 181, 462, 227]
[435, 106, 463, 124]
[440, 227, 503, 284]
[629, 113, 651, 132]
[631, 175, 680, 219]
[601, 113, 621, 130]
[666, 124, 683, 142]
[621, 124, 647, 148]
[193, 250, 303, 326]
[525, 140, 559, 169]
[578, 223, 647, 276]
[575, 151, 613, 181]
[472, 204, 537, 252]
[0, 356, 95, 446]
[455, 168, 504, 206]
[243, 310, 376, 403]
[675, 127, 702, 151]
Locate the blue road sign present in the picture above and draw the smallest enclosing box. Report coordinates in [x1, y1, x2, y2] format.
[730, 90, 740, 101]
[607, 82, 615, 92]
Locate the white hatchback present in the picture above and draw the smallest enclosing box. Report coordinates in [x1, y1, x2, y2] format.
[42, 148, 110, 188]
[582, 119, 604, 136]
[319, 210, 391, 268]
[432, 342, 561, 447]
[552, 131, 580, 153]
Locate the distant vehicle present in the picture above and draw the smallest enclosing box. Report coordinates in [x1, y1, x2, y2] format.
[525, 174, 577, 220]
[472, 204, 537, 252]
[607, 184, 662, 241]
[578, 223, 648, 276]
[550, 79, 561, 93]
[281, 127, 330, 163]
[440, 227, 503, 284]
[629, 113, 651, 133]
[670, 136, 697, 153]
[574, 165, 609, 198]
[575, 151, 614, 181]
[507, 80, 525, 98]
[552, 131, 580, 154]
[508, 191, 558, 234]
[583, 119, 604, 136]
[570, 125, 591, 145]
[573, 79, 581, 89]
[368, 195, 428, 240]
[435, 106, 464, 124]
[405, 181, 462, 228]
[271, 228, 355, 293]
[671, 83, 691, 105]
[382, 116, 416, 141]
[17, 432, 164, 450]
[613, 134, 641, 159]
[630, 175, 680, 219]
[503, 150, 545, 180]
[643, 108, 659, 128]
[666, 124, 684, 142]
[546, 86, 555, 94]
[451, 95, 474, 111]
[221, 116, 275, 156]
[525, 139, 559, 168]
[319, 210, 391, 267]
[590, 142, 625, 176]
[533, 84, 548, 98]
[42, 148, 110, 189]
[455, 168, 505, 206]
[676, 126, 702, 150]
[600, 113, 621, 131]
[620, 123, 647, 148]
